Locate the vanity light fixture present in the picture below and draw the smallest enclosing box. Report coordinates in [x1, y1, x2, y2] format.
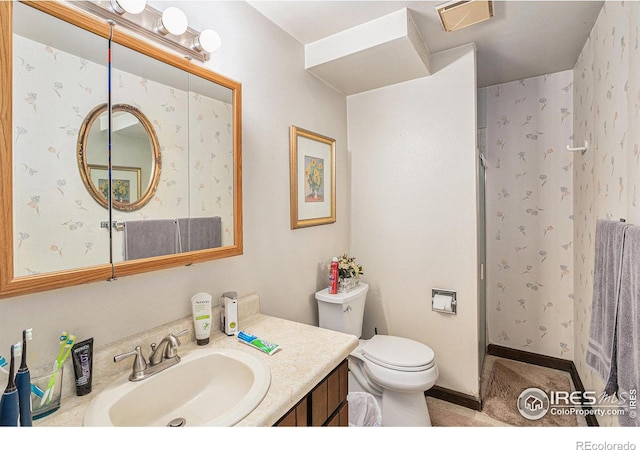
[156, 6, 188, 36]
[193, 29, 221, 53]
[110, 0, 146, 15]
[73, 1, 221, 62]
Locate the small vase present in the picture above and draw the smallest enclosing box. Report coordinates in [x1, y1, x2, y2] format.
[338, 277, 359, 293]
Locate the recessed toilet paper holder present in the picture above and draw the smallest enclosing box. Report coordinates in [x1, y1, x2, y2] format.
[432, 289, 457, 315]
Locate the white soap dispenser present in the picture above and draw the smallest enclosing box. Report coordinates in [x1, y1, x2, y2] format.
[220, 291, 238, 336]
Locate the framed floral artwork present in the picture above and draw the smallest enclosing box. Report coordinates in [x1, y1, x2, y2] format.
[89, 165, 141, 204]
[289, 126, 336, 229]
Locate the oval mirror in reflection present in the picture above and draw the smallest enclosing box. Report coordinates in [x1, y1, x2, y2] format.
[77, 103, 161, 211]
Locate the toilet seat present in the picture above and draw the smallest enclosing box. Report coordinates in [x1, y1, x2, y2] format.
[349, 335, 439, 394]
[361, 335, 435, 372]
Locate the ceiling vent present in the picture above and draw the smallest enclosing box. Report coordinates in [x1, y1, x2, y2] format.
[436, 0, 494, 32]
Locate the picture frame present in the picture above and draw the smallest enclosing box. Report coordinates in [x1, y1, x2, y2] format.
[289, 126, 336, 229]
[88, 165, 141, 204]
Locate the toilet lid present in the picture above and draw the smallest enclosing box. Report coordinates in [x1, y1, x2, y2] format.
[361, 335, 435, 372]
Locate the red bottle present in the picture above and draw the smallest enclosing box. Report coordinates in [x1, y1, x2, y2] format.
[329, 257, 339, 294]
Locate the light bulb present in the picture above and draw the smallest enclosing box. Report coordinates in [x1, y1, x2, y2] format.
[193, 29, 221, 53]
[110, 0, 146, 15]
[156, 7, 188, 36]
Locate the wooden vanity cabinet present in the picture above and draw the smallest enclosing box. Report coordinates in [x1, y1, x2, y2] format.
[275, 359, 349, 427]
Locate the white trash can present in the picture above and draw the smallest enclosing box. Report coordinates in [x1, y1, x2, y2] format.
[347, 391, 382, 426]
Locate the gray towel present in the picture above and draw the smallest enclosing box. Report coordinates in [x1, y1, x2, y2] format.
[616, 225, 640, 426]
[586, 219, 629, 393]
[124, 219, 178, 260]
[177, 218, 188, 253]
[189, 216, 222, 250]
[177, 217, 222, 252]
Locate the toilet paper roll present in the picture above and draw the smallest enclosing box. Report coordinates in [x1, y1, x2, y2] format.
[433, 294, 453, 312]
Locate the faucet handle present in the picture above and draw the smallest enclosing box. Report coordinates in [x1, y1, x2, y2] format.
[114, 346, 148, 381]
[163, 329, 189, 359]
[173, 329, 189, 344]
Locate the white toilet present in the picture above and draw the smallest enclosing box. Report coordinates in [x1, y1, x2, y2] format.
[316, 282, 438, 426]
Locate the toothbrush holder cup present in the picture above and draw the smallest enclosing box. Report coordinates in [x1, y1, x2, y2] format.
[30, 364, 64, 420]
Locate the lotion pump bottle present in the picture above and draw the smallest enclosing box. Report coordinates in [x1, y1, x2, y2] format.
[191, 292, 213, 346]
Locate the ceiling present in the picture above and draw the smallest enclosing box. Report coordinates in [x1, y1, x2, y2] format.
[247, 1, 604, 90]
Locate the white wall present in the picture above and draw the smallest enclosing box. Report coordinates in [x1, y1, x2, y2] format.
[0, 1, 348, 366]
[347, 44, 480, 397]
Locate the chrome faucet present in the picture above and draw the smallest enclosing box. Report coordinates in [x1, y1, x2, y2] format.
[149, 330, 188, 365]
[114, 329, 189, 382]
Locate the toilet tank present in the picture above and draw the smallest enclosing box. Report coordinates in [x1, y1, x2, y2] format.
[315, 282, 368, 338]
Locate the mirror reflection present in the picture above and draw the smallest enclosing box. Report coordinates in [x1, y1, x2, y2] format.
[3, 1, 242, 296]
[187, 72, 236, 248]
[78, 103, 161, 212]
[11, 1, 111, 277]
[107, 42, 235, 262]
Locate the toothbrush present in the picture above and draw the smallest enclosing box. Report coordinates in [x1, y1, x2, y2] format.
[41, 332, 68, 407]
[15, 329, 33, 426]
[48, 331, 69, 383]
[42, 333, 76, 406]
[0, 343, 20, 426]
[51, 331, 69, 373]
[0, 354, 42, 398]
[58, 334, 76, 368]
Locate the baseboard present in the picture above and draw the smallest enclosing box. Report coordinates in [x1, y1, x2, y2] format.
[487, 344, 573, 371]
[426, 385, 482, 411]
[487, 344, 599, 427]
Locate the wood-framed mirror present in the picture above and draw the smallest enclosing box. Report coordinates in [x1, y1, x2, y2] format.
[78, 103, 162, 212]
[0, 1, 243, 298]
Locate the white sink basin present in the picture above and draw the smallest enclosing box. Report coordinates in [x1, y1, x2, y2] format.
[83, 347, 271, 427]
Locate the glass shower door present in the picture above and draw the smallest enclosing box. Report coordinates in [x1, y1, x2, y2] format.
[477, 152, 488, 393]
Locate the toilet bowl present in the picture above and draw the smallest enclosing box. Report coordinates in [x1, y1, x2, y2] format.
[315, 282, 438, 426]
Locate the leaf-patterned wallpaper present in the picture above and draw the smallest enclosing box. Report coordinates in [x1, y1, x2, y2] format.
[482, 1, 640, 427]
[13, 34, 234, 275]
[573, 1, 640, 426]
[13, 34, 111, 275]
[482, 70, 575, 360]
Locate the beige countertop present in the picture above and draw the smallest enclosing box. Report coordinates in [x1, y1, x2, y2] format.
[35, 294, 358, 427]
